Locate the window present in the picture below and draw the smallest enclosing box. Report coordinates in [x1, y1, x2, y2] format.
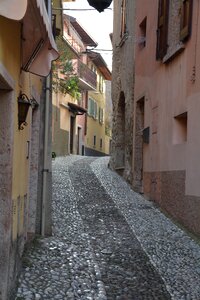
[100, 138, 103, 149]
[99, 107, 104, 124]
[52, 14, 56, 38]
[180, 0, 193, 42]
[91, 64, 97, 74]
[156, 0, 193, 62]
[88, 98, 98, 119]
[139, 17, 147, 48]
[173, 112, 187, 144]
[143, 127, 150, 144]
[120, 0, 126, 37]
[156, 0, 169, 60]
[99, 75, 104, 93]
[93, 135, 96, 147]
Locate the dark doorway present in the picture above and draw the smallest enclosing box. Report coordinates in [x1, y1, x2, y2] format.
[77, 127, 81, 155]
[115, 91, 125, 171]
[70, 116, 75, 154]
[134, 97, 145, 192]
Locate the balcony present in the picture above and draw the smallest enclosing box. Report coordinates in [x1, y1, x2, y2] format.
[72, 59, 97, 91]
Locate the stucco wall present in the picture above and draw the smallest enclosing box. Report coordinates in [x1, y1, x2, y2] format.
[134, 0, 200, 236]
[52, 90, 87, 156]
[86, 82, 108, 155]
[0, 16, 44, 298]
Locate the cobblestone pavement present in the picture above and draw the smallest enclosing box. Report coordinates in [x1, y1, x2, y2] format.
[15, 156, 200, 300]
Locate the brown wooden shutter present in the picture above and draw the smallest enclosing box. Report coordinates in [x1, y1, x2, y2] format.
[180, 0, 193, 42]
[156, 0, 169, 60]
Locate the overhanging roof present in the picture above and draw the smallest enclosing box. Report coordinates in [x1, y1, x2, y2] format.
[0, 0, 59, 77]
[65, 15, 98, 48]
[0, 0, 27, 20]
[22, 0, 59, 76]
[88, 51, 112, 80]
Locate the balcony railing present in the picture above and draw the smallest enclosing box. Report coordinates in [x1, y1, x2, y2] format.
[72, 59, 97, 90]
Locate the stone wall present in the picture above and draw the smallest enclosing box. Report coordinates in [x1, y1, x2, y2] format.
[0, 67, 15, 300]
[144, 170, 200, 237]
[36, 80, 52, 237]
[110, 0, 136, 184]
[28, 87, 41, 238]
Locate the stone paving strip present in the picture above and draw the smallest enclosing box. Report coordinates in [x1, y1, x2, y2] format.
[16, 155, 106, 300]
[91, 157, 200, 300]
[69, 158, 171, 300]
[14, 155, 200, 300]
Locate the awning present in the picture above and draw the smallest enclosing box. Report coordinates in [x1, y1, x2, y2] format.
[0, 0, 28, 20]
[0, 0, 59, 77]
[68, 102, 87, 115]
[22, 0, 59, 76]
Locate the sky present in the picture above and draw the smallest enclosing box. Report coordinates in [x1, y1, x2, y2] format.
[63, 0, 113, 70]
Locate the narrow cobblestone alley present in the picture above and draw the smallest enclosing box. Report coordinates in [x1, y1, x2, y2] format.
[15, 156, 200, 300]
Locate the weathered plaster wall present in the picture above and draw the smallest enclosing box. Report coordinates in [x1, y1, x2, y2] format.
[134, 0, 200, 236]
[52, 92, 71, 156]
[0, 77, 14, 300]
[0, 17, 44, 298]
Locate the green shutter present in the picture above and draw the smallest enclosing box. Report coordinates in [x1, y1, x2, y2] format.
[95, 102, 98, 119]
[88, 98, 91, 116]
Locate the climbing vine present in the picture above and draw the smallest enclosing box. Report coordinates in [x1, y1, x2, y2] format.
[52, 36, 80, 98]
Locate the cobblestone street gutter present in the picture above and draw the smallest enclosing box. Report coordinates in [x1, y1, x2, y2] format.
[14, 156, 200, 300]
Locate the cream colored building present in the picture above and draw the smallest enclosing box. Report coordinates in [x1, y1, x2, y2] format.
[52, 14, 98, 156]
[85, 52, 112, 156]
[0, 1, 58, 298]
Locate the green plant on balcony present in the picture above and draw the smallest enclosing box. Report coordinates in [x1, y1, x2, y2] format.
[52, 36, 80, 98]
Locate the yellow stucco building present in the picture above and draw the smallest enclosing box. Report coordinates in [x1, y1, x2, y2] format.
[86, 52, 112, 156]
[52, 13, 98, 156]
[0, 1, 59, 298]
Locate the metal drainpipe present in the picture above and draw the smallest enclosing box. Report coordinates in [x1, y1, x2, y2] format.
[41, 76, 50, 236]
[41, 0, 52, 236]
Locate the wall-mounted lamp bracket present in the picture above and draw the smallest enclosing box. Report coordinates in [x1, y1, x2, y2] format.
[18, 93, 32, 130]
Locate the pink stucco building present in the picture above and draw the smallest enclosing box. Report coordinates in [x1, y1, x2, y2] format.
[133, 0, 200, 236]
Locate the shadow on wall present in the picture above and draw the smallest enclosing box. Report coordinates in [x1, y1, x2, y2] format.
[115, 91, 125, 170]
[52, 105, 69, 157]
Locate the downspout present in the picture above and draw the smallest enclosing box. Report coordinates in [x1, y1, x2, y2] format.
[41, 76, 51, 236]
[41, 0, 52, 236]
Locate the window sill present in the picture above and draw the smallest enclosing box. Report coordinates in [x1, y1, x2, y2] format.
[163, 43, 185, 64]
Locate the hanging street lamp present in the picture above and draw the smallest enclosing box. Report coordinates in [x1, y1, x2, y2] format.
[87, 0, 112, 12]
